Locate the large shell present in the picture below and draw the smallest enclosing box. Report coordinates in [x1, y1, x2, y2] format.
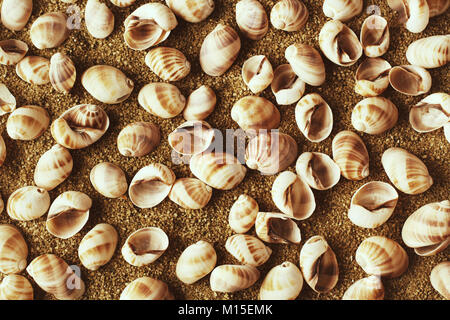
[0, 40, 28, 66]
[168, 178, 212, 209]
[0, 136, 5, 167]
[183, 85, 216, 120]
[138, 83, 186, 119]
[388, 65, 432, 96]
[351, 97, 398, 135]
[295, 152, 340, 190]
[430, 261, 450, 299]
[0, 275, 33, 300]
[242, 55, 274, 94]
[30, 12, 70, 49]
[90, 162, 128, 198]
[117, 122, 160, 157]
[270, 0, 308, 32]
[110, 0, 137, 7]
[49, 53, 76, 94]
[255, 212, 301, 244]
[295, 93, 333, 142]
[323, 0, 362, 21]
[225, 234, 272, 267]
[231, 96, 280, 131]
[387, 0, 430, 33]
[228, 194, 259, 234]
[176, 240, 217, 284]
[406, 35, 449, 69]
[271, 64, 305, 106]
[355, 58, 391, 97]
[34, 144, 73, 191]
[16, 56, 50, 85]
[120, 277, 173, 300]
[166, 0, 214, 23]
[285, 44, 326, 86]
[360, 15, 390, 57]
[342, 275, 384, 300]
[427, 0, 449, 16]
[1, 0, 32, 31]
[168, 121, 214, 155]
[210, 265, 260, 293]
[409, 92, 450, 132]
[6, 105, 49, 141]
[259, 261, 303, 300]
[236, 0, 268, 40]
[0, 224, 28, 274]
[6, 186, 50, 221]
[85, 0, 115, 39]
[145, 47, 191, 82]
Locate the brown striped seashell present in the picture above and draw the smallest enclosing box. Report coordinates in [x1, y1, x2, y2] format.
[0, 83, 16, 115]
[430, 261, 450, 299]
[225, 234, 272, 267]
[228, 194, 259, 234]
[342, 275, 384, 300]
[7, 186, 50, 221]
[6, 105, 49, 141]
[1, 0, 32, 31]
[255, 212, 301, 244]
[389, 65, 432, 96]
[117, 122, 160, 157]
[168, 120, 215, 155]
[0, 275, 33, 300]
[270, 0, 308, 32]
[176, 240, 217, 284]
[242, 55, 274, 94]
[30, 12, 70, 49]
[49, 53, 76, 94]
[183, 85, 216, 120]
[0, 40, 28, 66]
[110, 0, 136, 7]
[166, 0, 214, 23]
[409, 92, 450, 133]
[427, 0, 449, 16]
[145, 47, 191, 82]
[210, 264, 260, 293]
[16, 56, 50, 85]
[168, 178, 212, 209]
[85, 0, 115, 39]
[295, 93, 333, 142]
[236, 0, 268, 40]
[285, 44, 326, 86]
[0, 136, 5, 167]
[295, 152, 341, 190]
[120, 277, 173, 300]
[387, 0, 429, 33]
[360, 15, 390, 58]
[351, 97, 398, 135]
[90, 162, 128, 199]
[0, 224, 28, 274]
[259, 261, 303, 300]
[355, 58, 391, 97]
[138, 83, 186, 119]
[406, 35, 449, 69]
[271, 64, 305, 105]
[34, 144, 73, 191]
[323, 0, 362, 21]
[231, 96, 280, 131]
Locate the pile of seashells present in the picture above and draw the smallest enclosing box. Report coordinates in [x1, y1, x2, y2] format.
[0, 0, 449, 301]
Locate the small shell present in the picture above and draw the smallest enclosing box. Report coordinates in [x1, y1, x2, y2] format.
[0, 224, 28, 274]
[295, 93, 333, 142]
[81, 65, 134, 104]
[166, 0, 214, 23]
[145, 47, 191, 82]
[30, 12, 70, 49]
[176, 240, 217, 284]
[299, 236, 339, 293]
[285, 44, 326, 86]
[90, 162, 128, 198]
[381, 147, 433, 195]
[348, 181, 399, 229]
[225, 234, 272, 267]
[0, 136, 5, 167]
[409, 92, 450, 132]
[0, 39, 28, 66]
[270, 0, 308, 32]
[295, 152, 340, 190]
[445, 123, 450, 143]
[49, 53, 76, 94]
[34, 144, 73, 191]
[190, 152, 247, 190]
[355, 58, 391, 97]
[236, 0, 268, 40]
[323, 0, 363, 21]
[210, 265, 260, 293]
[271, 171, 316, 220]
[271, 64, 305, 106]
[387, 0, 429, 33]
[46, 191, 92, 239]
[121, 227, 169, 267]
[168, 178, 212, 209]
[228, 194, 259, 234]
[138, 83, 186, 119]
[78, 223, 118, 271]
[117, 122, 160, 157]
[110, 0, 136, 7]
[242, 55, 274, 94]
[342, 275, 384, 300]
[389, 65, 432, 96]
[200, 24, 241, 76]
[16, 56, 50, 85]
[120, 277, 173, 300]
[6, 105, 50, 141]
[1, 0, 32, 31]
[85, 0, 115, 39]
[6, 186, 50, 221]
[0, 194, 3, 213]
[406, 35, 449, 69]
[355, 236, 409, 278]
[51, 104, 110, 149]
[427, 0, 449, 16]
[168, 121, 215, 155]
[255, 212, 301, 244]
[183, 85, 216, 120]
[332, 130, 369, 181]
[430, 261, 450, 299]
[231, 96, 280, 131]
[351, 97, 398, 135]
[0, 275, 33, 300]
[360, 15, 390, 57]
[128, 164, 175, 209]
[259, 261, 303, 300]
[319, 20, 362, 67]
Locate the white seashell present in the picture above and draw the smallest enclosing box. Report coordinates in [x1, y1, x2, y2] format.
[1, 0, 32, 31]
[351, 97, 398, 135]
[0, 39, 28, 66]
[242, 55, 274, 94]
[85, 0, 115, 39]
[7, 186, 50, 221]
[231, 96, 280, 132]
[295, 152, 340, 190]
[210, 264, 260, 293]
[166, 0, 215, 23]
[387, 0, 429, 33]
[176, 240, 217, 284]
[342, 275, 384, 300]
[117, 122, 160, 157]
[110, 0, 136, 7]
[271, 64, 305, 105]
[0, 224, 28, 274]
[90, 162, 128, 198]
[16, 56, 50, 85]
[355, 58, 391, 97]
[427, 0, 449, 16]
[168, 121, 215, 156]
[120, 277, 173, 300]
[168, 178, 213, 209]
[30, 12, 70, 49]
[255, 212, 301, 244]
[145, 47, 191, 82]
[323, 0, 362, 21]
[6, 105, 49, 141]
[49, 53, 76, 94]
[430, 261, 450, 299]
[0, 274, 34, 300]
[409, 92, 450, 132]
[259, 261, 303, 300]
[236, 0, 269, 40]
[406, 35, 449, 69]
[225, 234, 272, 267]
[34, 144, 73, 191]
[0, 83, 16, 115]
[228, 194, 259, 234]
[389, 65, 432, 96]
[360, 15, 390, 58]
[138, 83, 186, 119]
[183, 85, 216, 121]
[285, 44, 326, 86]
[270, 0, 308, 32]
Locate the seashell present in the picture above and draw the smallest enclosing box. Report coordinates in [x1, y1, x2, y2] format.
[255, 212, 301, 244]
[387, 0, 429, 33]
[430, 261, 450, 299]
[145, 47, 191, 82]
[90, 162, 128, 198]
[271, 64, 305, 105]
[190, 152, 246, 190]
[332, 130, 369, 181]
[85, 0, 115, 39]
[110, 0, 136, 7]
[34, 144, 73, 191]
[231, 96, 280, 131]
[200, 24, 241, 76]
[6, 105, 49, 141]
[7, 186, 50, 221]
[355, 236, 409, 278]
[183, 85, 216, 120]
[236, 0, 268, 40]
[26, 254, 85, 300]
[285, 44, 326, 86]
[169, 178, 212, 209]
[245, 131, 298, 175]
[168, 121, 215, 155]
[121, 227, 169, 267]
[166, 0, 214, 23]
[228, 194, 259, 234]
[351, 97, 398, 135]
[0, 275, 33, 300]
[299, 236, 339, 293]
[401, 200, 449, 256]
[389, 65, 432, 96]
[1, 0, 32, 31]
[0, 83, 16, 116]
[445, 123, 450, 143]
[210, 265, 260, 293]
[323, 0, 363, 21]
[30, 12, 70, 49]
[342, 275, 384, 300]
[348, 181, 398, 229]
[427, 0, 449, 16]
[295, 152, 340, 190]
[0, 136, 5, 167]
[51, 104, 109, 149]
[270, 0, 308, 32]
[295, 93, 333, 142]
[225, 234, 272, 267]
[259, 261, 303, 300]
[406, 35, 449, 69]
[360, 15, 390, 58]
[176, 240, 217, 284]
[16, 56, 50, 85]
[242, 55, 274, 94]
[117, 122, 160, 157]
[381, 147, 433, 194]
[138, 83, 186, 119]
[0, 194, 3, 214]
[128, 164, 175, 209]
[78, 223, 118, 271]
[355, 58, 391, 97]
[0, 40, 28, 66]
[271, 171, 316, 220]
[46, 191, 92, 239]
[124, 3, 177, 50]
[49, 53, 76, 94]
[410, 92, 450, 132]
[0, 224, 28, 274]
[120, 277, 173, 300]
[81, 65, 134, 104]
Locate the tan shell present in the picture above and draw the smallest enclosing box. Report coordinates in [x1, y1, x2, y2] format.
[81, 65, 134, 104]
[323, 0, 362, 21]
[145, 47, 191, 82]
[176, 240, 217, 284]
[271, 64, 305, 105]
[34, 144, 73, 191]
[387, 0, 429, 33]
[389, 65, 432, 96]
[255, 212, 301, 244]
[295, 152, 341, 190]
[168, 178, 213, 209]
[259, 261, 303, 300]
[0, 224, 28, 274]
[228, 194, 259, 234]
[295, 93, 333, 142]
[121, 227, 169, 267]
[225, 234, 272, 267]
[117, 122, 160, 157]
[200, 24, 241, 76]
[0, 136, 5, 167]
[355, 236, 409, 278]
[210, 264, 260, 293]
[271, 171, 316, 220]
[231, 96, 280, 131]
[128, 163, 175, 209]
[0, 194, 3, 214]
[85, 0, 115, 39]
[406, 35, 449, 69]
[332, 130, 369, 181]
[352, 97, 398, 135]
[138, 83, 186, 119]
[342, 275, 384, 300]
[427, 0, 449, 16]
[409, 92, 450, 132]
[381, 147, 433, 194]
[110, 0, 136, 7]
[430, 261, 450, 299]
[401, 200, 450, 256]
[355, 58, 391, 97]
[0, 39, 28, 66]
[168, 121, 215, 155]
[242, 55, 274, 94]
[51, 104, 110, 149]
[46, 191, 92, 239]
[1, 0, 32, 31]
[49, 53, 76, 94]
[236, 0, 268, 40]
[30, 12, 70, 49]
[78, 223, 118, 271]
[166, 0, 214, 23]
[90, 162, 128, 198]
[270, 0, 308, 32]
[6, 186, 50, 221]
[299, 236, 339, 293]
[120, 277, 173, 300]
[6, 105, 49, 141]
[360, 15, 390, 57]
[16, 56, 50, 85]
[285, 44, 326, 86]
[0, 275, 34, 300]
[183, 85, 216, 120]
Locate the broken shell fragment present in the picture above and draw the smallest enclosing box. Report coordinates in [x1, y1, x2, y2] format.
[49, 53, 76, 94]
[34, 144, 73, 191]
[231, 96, 280, 131]
[255, 212, 301, 244]
[85, 0, 115, 39]
[409, 92, 450, 132]
[271, 64, 305, 105]
[6, 105, 50, 141]
[242, 55, 274, 94]
[16, 56, 50, 85]
[351, 97, 398, 135]
[236, 0, 269, 40]
[430, 261, 450, 299]
[210, 265, 260, 293]
[168, 121, 215, 155]
[1, 0, 33, 31]
[389, 65, 432, 96]
[120, 277, 173, 300]
[145, 47, 191, 82]
[90, 162, 128, 198]
[183, 85, 216, 121]
[342, 275, 384, 300]
[6, 186, 50, 221]
[0, 84, 17, 115]
[355, 58, 391, 97]
[360, 15, 390, 58]
[270, 0, 308, 32]
[295, 152, 340, 190]
[406, 35, 449, 69]
[138, 83, 186, 119]
[387, 0, 430, 33]
[295, 93, 333, 142]
[166, 0, 214, 23]
[225, 234, 272, 267]
[30, 12, 70, 49]
[0, 224, 28, 274]
[285, 44, 326, 86]
[259, 261, 303, 300]
[176, 240, 217, 284]
[117, 122, 160, 157]
[228, 194, 259, 234]
[323, 0, 362, 21]
[0, 274, 34, 300]
[427, 0, 449, 16]
[168, 178, 213, 210]
[0, 40, 28, 66]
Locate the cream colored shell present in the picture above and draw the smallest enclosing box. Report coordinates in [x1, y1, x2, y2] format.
[323, 0, 362, 21]
[0, 136, 5, 167]
[427, 0, 449, 16]
[0, 274, 34, 300]
[176, 240, 217, 284]
[183, 85, 216, 120]
[388, 65, 432, 96]
[228, 194, 259, 234]
[138, 83, 186, 119]
[117, 122, 160, 157]
[210, 264, 260, 292]
[255, 212, 301, 244]
[34, 144, 73, 191]
[0, 40, 28, 66]
[430, 261, 450, 299]
[295, 152, 341, 190]
[16, 56, 50, 85]
[166, 0, 215, 23]
[169, 178, 212, 209]
[231, 96, 280, 131]
[270, 0, 308, 32]
[30, 12, 70, 49]
[342, 275, 384, 300]
[387, 0, 430, 33]
[168, 121, 215, 155]
[271, 64, 305, 105]
[225, 234, 272, 267]
[85, 0, 115, 39]
[90, 162, 128, 198]
[360, 15, 390, 57]
[236, 0, 268, 40]
[110, 0, 137, 7]
[0, 224, 28, 274]
[120, 277, 173, 300]
[355, 58, 391, 97]
[351, 97, 398, 135]
[285, 44, 326, 86]
[49, 53, 76, 94]
[145, 47, 191, 82]
[6, 105, 49, 141]
[6, 186, 50, 221]
[1, 0, 32, 31]
[409, 92, 450, 133]
[295, 93, 333, 142]
[406, 35, 449, 69]
[259, 261, 303, 300]
[242, 55, 274, 94]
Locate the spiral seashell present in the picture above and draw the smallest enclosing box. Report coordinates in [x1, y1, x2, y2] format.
[231, 96, 280, 132]
[409, 92, 450, 133]
[85, 0, 115, 39]
[51, 104, 110, 149]
[183, 85, 216, 120]
[138, 83, 186, 119]
[121, 227, 169, 267]
[30, 12, 70, 49]
[225, 234, 272, 267]
[228, 194, 259, 234]
[270, 0, 308, 32]
[259, 261, 303, 300]
[0, 136, 5, 167]
[255, 212, 301, 244]
[427, 0, 449, 16]
[200, 24, 241, 76]
[236, 0, 268, 40]
[110, 0, 136, 7]
[285, 44, 326, 86]
[299, 236, 339, 293]
[145, 47, 191, 82]
[271, 64, 305, 105]
[120, 277, 173, 300]
[210, 264, 260, 293]
[0, 275, 33, 300]
[296, 152, 340, 190]
[342, 275, 384, 300]
[7, 186, 50, 221]
[16, 56, 50, 85]
[387, 0, 429, 33]
[168, 121, 215, 155]
[34, 144, 73, 191]
[1, 0, 32, 31]
[430, 261, 450, 299]
[389, 65, 432, 96]
[360, 15, 389, 58]
[381, 147, 433, 195]
[355, 58, 391, 97]
[295, 93, 333, 142]
[0, 224, 28, 274]
[0, 40, 28, 66]
[169, 178, 212, 209]
[176, 240, 217, 284]
[406, 35, 449, 69]
[49, 53, 76, 94]
[242, 55, 274, 94]
[323, 0, 362, 21]
[90, 162, 128, 199]
[351, 97, 398, 135]
[166, 0, 214, 23]
[117, 122, 160, 157]
[78, 223, 118, 271]
[332, 130, 369, 181]
[6, 105, 49, 141]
